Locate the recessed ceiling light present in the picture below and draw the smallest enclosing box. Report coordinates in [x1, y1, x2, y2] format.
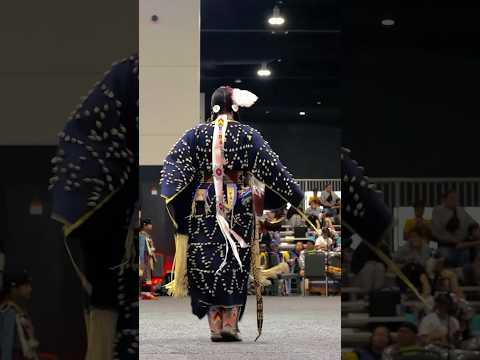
[257, 63, 272, 77]
[316, 101, 322, 105]
[265, 110, 271, 114]
[381, 19, 395, 27]
[299, 111, 306, 116]
[268, 6, 285, 26]
[234, 79, 242, 84]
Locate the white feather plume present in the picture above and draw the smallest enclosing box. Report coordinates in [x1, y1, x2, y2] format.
[232, 88, 258, 108]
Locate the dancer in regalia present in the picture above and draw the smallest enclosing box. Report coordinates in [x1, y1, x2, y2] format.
[50, 55, 139, 359]
[160, 86, 303, 342]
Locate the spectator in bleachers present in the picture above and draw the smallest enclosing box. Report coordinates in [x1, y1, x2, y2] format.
[308, 188, 321, 206]
[426, 252, 464, 298]
[418, 293, 461, 347]
[259, 243, 268, 268]
[315, 228, 333, 251]
[320, 183, 339, 217]
[286, 206, 304, 228]
[457, 223, 480, 262]
[351, 241, 391, 292]
[306, 214, 321, 236]
[462, 252, 480, 290]
[463, 250, 480, 284]
[432, 189, 477, 268]
[403, 200, 431, 241]
[347, 325, 392, 360]
[299, 239, 316, 278]
[396, 262, 432, 299]
[305, 201, 322, 218]
[393, 226, 431, 268]
[383, 322, 423, 360]
[288, 241, 304, 274]
[265, 240, 285, 270]
[322, 212, 335, 230]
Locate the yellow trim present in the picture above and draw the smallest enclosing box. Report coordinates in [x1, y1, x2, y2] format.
[51, 189, 119, 237]
[161, 180, 191, 205]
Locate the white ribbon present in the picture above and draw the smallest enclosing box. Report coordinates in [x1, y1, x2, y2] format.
[212, 115, 249, 275]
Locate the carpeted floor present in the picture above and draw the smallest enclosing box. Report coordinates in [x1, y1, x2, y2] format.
[140, 295, 340, 360]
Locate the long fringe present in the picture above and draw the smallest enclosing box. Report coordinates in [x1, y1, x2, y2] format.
[164, 234, 189, 297]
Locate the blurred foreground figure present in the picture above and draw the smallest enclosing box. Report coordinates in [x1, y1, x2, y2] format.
[160, 86, 303, 341]
[0, 270, 39, 360]
[50, 55, 139, 359]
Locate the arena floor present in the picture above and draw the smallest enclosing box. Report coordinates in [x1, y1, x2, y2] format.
[140, 295, 340, 360]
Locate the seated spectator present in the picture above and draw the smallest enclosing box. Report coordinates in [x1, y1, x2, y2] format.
[383, 322, 423, 360]
[265, 241, 284, 270]
[286, 206, 304, 228]
[432, 189, 476, 268]
[288, 241, 304, 274]
[319, 183, 339, 217]
[462, 252, 480, 289]
[404, 200, 432, 241]
[393, 226, 431, 268]
[305, 201, 322, 218]
[315, 228, 334, 251]
[396, 262, 432, 299]
[308, 188, 321, 207]
[306, 214, 321, 235]
[351, 240, 391, 292]
[426, 253, 464, 298]
[259, 243, 268, 268]
[299, 239, 317, 278]
[418, 293, 462, 347]
[322, 212, 335, 230]
[346, 325, 392, 360]
[457, 223, 480, 262]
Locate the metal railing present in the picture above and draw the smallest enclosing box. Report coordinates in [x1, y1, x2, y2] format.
[295, 178, 341, 192]
[370, 178, 480, 208]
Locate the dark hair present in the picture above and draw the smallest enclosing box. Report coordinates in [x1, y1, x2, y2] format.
[468, 223, 480, 238]
[286, 206, 297, 220]
[434, 293, 455, 314]
[409, 225, 429, 239]
[369, 325, 393, 347]
[324, 183, 332, 189]
[141, 218, 152, 227]
[398, 322, 418, 334]
[413, 200, 425, 209]
[442, 189, 457, 199]
[396, 262, 426, 293]
[306, 215, 319, 230]
[210, 86, 240, 122]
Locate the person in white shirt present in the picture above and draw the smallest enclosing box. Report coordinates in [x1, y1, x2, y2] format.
[319, 183, 339, 217]
[298, 240, 316, 277]
[418, 293, 461, 347]
[315, 228, 333, 251]
[432, 189, 476, 267]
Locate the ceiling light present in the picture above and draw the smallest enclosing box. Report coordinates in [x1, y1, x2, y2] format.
[234, 79, 242, 84]
[299, 111, 306, 116]
[257, 63, 271, 77]
[381, 18, 395, 27]
[268, 6, 285, 26]
[316, 101, 322, 105]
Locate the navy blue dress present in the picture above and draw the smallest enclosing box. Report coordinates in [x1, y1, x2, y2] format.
[160, 120, 303, 320]
[50, 54, 139, 359]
